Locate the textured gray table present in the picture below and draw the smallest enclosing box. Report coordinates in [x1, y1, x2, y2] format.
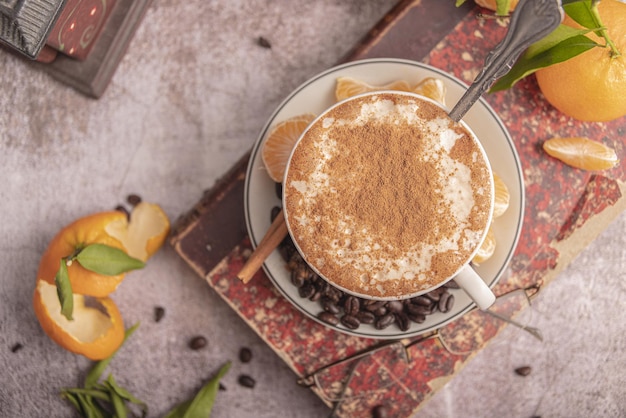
[1, 1, 624, 417]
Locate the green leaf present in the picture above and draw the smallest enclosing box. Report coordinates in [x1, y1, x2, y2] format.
[85, 323, 140, 388]
[164, 362, 231, 418]
[562, 0, 602, 31]
[76, 243, 145, 276]
[55, 259, 74, 320]
[490, 29, 598, 91]
[104, 374, 148, 418]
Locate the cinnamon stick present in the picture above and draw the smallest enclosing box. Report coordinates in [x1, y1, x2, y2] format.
[237, 209, 288, 283]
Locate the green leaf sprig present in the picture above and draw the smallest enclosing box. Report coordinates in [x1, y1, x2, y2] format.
[163, 362, 231, 418]
[55, 244, 145, 320]
[61, 324, 148, 418]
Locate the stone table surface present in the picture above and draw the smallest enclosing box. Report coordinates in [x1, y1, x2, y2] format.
[1, 1, 624, 417]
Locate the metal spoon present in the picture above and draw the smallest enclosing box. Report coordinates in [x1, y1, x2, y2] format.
[448, 0, 564, 122]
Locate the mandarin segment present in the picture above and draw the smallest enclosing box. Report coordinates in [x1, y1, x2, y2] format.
[472, 225, 496, 264]
[492, 172, 510, 218]
[37, 211, 128, 297]
[412, 77, 447, 106]
[33, 280, 125, 360]
[334, 77, 412, 102]
[261, 113, 316, 182]
[543, 137, 619, 171]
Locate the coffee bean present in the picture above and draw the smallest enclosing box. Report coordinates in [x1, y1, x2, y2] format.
[309, 289, 322, 302]
[515, 366, 532, 376]
[298, 282, 315, 299]
[386, 300, 404, 314]
[374, 313, 395, 330]
[10, 343, 23, 353]
[239, 347, 253, 363]
[114, 205, 130, 219]
[343, 296, 360, 316]
[395, 313, 410, 331]
[318, 311, 340, 326]
[444, 280, 460, 289]
[412, 296, 433, 307]
[126, 194, 142, 206]
[425, 289, 442, 302]
[406, 303, 432, 316]
[444, 293, 455, 312]
[372, 404, 390, 418]
[321, 297, 341, 315]
[257, 36, 272, 49]
[407, 312, 426, 324]
[154, 306, 165, 323]
[291, 269, 306, 288]
[438, 292, 453, 313]
[364, 300, 386, 312]
[355, 311, 376, 324]
[238, 374, 256, 388]
[189, 336, 207, 350]
[219, 383, 227, 391]
[340, 314, 361, 329]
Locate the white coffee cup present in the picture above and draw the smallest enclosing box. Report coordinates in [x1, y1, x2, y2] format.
[283, 91, 496, 310]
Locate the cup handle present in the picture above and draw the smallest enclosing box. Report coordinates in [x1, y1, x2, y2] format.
[454, 266, 496, 310]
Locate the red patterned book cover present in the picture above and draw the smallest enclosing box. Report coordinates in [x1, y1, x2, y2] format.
[170, 1, 626, 416]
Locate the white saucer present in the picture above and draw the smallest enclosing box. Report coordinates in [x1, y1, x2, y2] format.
[244, 58, 524, 339]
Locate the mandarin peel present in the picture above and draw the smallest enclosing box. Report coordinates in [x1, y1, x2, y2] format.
[105, 202, 171, 262]
[33, 280, 125, 360]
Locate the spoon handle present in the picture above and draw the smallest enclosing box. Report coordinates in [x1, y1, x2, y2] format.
[448, 0, 564, 122]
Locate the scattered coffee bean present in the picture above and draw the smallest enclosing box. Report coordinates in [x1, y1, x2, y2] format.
[10, 343, 23, 353]
[515, 366, 532, 376]
[374, 313, 395, 330]
[394, 313, 410, 331]
[219, 383, 227, 391]
[355, 311, 376, 324]
[298, 282, 315, 299]
[239, 347, 253, 363]
[386, 300, 404, 314]
[372, 404, 390, 418]
[257, 36, 272, 49]
[340, 314, 361, 330]
[126, 194, 142, 206]
[189, 336, 207, 350]
[114, 205, 130, 219]
[438, 292, 454, 313]
[318, 311, 340, 326]
[154, 306, 165, 323]
[238, 374, 256, 388]
[444, 280, 460, 289]
[343, 296, 360, 316]
[321, 297, 341, 315]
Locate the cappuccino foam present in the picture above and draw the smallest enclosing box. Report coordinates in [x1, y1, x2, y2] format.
[283, 92, 493, 299]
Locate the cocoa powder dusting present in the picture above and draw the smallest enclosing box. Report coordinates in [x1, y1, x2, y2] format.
[284, 93, 492, 298]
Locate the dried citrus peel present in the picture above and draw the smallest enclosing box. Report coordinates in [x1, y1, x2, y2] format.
[33, 280, 125, 360]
